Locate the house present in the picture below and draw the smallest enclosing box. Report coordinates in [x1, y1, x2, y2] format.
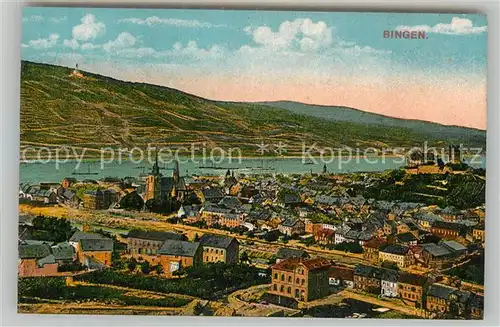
[200, 187, 224, 203]
[126, 229, 185, 256]
[279, 193, 302, 207]
[328, 265, 354, 289]
[51, 242, 76, 264]
[415, 212, 442, 230]
[380, 268, 400, 298]
[378, 244, 414, 268]
[177, 204, 201, 221]
[32, 189, 58, 204]
[60, 189, 80, 207]
[200, 205, 244, 228]
[440, 240, 467, 256]
[157, 240, 202, 275]
[398, 273, 429, 308]
[69, 231, 113, 267]
[218, 213, 245, 229]
[440, 206, 463, 222]
[383, 220, 397, 235]
[469, 293, 484, 319]
[199, 233, 239, 264]
[420, 243, 454, 269]
[430, 221, 462, 239]
[275, 248, 310, 263]
[314, 228, 335, 245]
[304, 219, 314, 233]
[395, 232, 418, 246]
[278, 218, 305, 236]
[362, 237, 386, 263]
[472, 223, 485, 243]
[218, 196, 243, 210]
[334, 225, 351, 244]
[353, 264, 382, 294]
[83, 189, 118, 210]
[61, 177, 77, 189]
[18, 243, 59, 277]
[79, 239, 113, 267]
[269, 257, 331, 303]
[425, 283, 458, 314]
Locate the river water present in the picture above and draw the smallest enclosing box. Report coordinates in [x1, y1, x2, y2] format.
[19, 156, 486, 184]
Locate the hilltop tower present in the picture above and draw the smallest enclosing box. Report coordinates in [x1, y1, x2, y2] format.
[70, 63, 84, 78]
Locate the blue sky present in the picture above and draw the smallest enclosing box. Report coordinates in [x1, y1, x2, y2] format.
[21, 7, 488, 128]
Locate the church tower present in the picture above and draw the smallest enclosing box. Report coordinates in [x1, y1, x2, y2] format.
[145, 150, 162, 202]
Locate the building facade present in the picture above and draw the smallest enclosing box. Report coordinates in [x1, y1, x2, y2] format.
[269, 257, 331, 302]
[199, 234, 239, 264]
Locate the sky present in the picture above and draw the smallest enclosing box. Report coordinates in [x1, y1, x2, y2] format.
[21, 7, 487, 129]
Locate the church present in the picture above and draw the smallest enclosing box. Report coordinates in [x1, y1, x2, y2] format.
[144, 153, 186, 211]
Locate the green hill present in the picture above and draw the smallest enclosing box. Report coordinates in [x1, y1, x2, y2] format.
[20, 61, 485, 157]
[259, 101, 486, 146]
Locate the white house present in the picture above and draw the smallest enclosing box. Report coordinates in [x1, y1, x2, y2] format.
[380, 269, 399, 298]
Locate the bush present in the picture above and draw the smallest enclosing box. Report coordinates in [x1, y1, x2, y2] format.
[18, 277, 67, 299]
[75, 263, 270, 299]
[381, 261, 400, 271]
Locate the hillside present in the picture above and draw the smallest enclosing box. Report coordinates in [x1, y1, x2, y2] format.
[20, 61, 485, 157]
[259, 101, 486, 146]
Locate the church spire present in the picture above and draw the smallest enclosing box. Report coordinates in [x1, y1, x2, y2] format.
[152, 148, 160, 175]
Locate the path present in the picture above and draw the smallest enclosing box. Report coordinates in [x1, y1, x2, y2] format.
[339, 289, 427, 318]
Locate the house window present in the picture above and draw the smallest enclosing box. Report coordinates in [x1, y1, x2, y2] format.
[287, 287, 291, 294]
[273, 284, 277, 291]
[302, 279, 305, 285]
[280, 285, 284, 292]
[288, 276, 292, 283]
[274, 273, 278, 279]
[295, 289, 299, 298]
[281, 274, 284, 281]
[296, 278, 300, 284]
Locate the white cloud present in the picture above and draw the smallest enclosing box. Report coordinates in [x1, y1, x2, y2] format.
[63, 38, 79, 50]
[22, 15, 44, 23]
[103, 32, 136, 52]
[27, 34, 60, 49]
[169, 41, 224, 59]
[118, 16, 225, 28]
[245, 18, 333, 52]
[396, 17, 487, 35]
[50, 16, 68, 24]
[72, 14, 106, 41]
[81, 43, 101, 50]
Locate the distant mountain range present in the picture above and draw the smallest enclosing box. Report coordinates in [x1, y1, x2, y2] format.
[20, 61, 486, 157]
[258, 101, 486, 145]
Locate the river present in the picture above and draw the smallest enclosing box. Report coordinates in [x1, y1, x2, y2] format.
[19, 156, 485, 184]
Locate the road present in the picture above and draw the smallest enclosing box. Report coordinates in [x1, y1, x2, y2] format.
[339, 289, 426, 318]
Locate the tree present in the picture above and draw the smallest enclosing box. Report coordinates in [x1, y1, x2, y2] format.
[240, 251, 251, 264]
[141, 260, 151, 274]
[127, 258, 137, 272]
[381, 261, 400, 270]
[155, 264, 164, 275]
[119, 191, 145, 211]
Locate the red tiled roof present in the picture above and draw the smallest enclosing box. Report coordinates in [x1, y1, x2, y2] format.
[271, 257, 331, 271]
[314, 228, 335, 238]
[363, 237, 386, 249]
[301, 257, 331, 270]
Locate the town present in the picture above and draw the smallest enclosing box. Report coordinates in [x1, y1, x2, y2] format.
[18, 152, 485, 318]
